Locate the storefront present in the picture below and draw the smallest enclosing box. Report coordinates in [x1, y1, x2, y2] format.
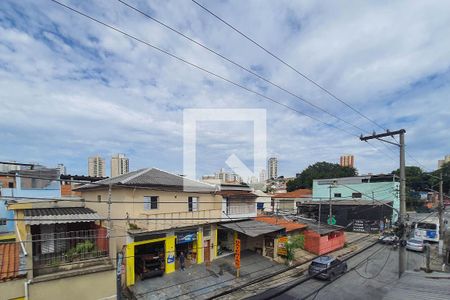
[126, 224, 218, 286]
[218, 220, 285, 259]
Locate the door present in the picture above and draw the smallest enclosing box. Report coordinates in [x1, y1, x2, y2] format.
[204, 240, 210, 263]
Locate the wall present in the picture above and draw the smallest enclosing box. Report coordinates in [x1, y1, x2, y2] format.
[28, 269, 115, 300]
[304, 230, 345, 255]
[0, 278, 26, 300]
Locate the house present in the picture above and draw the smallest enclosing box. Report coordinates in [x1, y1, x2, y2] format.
[1, 168, 61, 241]
[271, 189, 312, 212]
[253, 190, 272, 213]
[6, 199, 115, 300]
[311, 174, 400, 224]
[60, 174, 107, 198]
[218, 183, 258, 220]
[75, 168, 226, 288]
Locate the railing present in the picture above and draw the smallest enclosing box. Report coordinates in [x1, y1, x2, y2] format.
[226, 204, 256, 216]
[139, 209, 222, 231]
[32, 228, 109, 276]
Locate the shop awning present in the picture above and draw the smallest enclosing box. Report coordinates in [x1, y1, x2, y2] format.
[220, 220, 284, 237]
[23, 207, 102, 225]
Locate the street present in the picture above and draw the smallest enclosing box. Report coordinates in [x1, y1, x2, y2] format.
[269, 238, 450, 300]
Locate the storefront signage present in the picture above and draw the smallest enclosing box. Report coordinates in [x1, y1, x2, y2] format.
[277, 236, 288, 256]
[235, 239, 241, 269]
[167, 254, 175, 264]
[353, 219, 381, 233]
[176, 231, 197, 244]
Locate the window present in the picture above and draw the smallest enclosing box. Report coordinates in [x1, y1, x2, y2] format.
[188, 196, 198, 212]
[352, 192, 362, 198]
[0, 218, 6, 226]
[334, 193, 342, 198]
[203, 226, 211, 237]
[8, 182, 14, 188]
[97, 195, 102, 202]
[144, 196, 158, 210]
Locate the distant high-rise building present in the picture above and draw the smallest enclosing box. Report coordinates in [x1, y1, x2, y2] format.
[88, 155, 105, 177]
[111, 153, 129, 177]
[267, 157, 278, 179]
[438, 155, 450, 168]
[57, 163, 66, 175]
[340, 154, 355, 168]
[259, 169, 266, 183]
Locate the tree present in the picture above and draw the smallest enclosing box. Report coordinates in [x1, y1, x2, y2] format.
[287, 162, 357, 191]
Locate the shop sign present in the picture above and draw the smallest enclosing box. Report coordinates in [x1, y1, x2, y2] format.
[176, 231, 197, 244]
[235, 239, 241, 269]
[167, 254, 175, 264]
[277, 236, 288, 256]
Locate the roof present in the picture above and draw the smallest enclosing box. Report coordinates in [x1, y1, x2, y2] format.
[74, 168, 216, 192]
[220, 220, 284, 237]
[252, 190, 270, 197]
[314, 174, 397, 185]
[23, 207, 102, 225]
[286, 215, 343, 235]
[0, 243, 26, 281]
[272, 189, 312, 199]
[300, 199, 394, 206]
[218, 190, 257, 199]
[255, 216, 307, 232]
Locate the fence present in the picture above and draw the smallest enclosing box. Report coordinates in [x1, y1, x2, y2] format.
[32, 227, 109, 275]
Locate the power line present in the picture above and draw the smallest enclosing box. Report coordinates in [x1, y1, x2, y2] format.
[191, 0, 434, 171]
[117, 0, 372, 135]
[190, 0, 387, 132]
[47, 0, 399, 161]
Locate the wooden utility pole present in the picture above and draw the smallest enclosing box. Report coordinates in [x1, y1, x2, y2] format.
[360, 129, 406, 278]
[439, 171, 444, 256]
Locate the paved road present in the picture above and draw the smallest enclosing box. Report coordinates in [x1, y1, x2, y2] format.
[269, 243, 442, 300]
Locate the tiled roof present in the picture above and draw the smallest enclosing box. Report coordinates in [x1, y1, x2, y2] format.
[220, 220, 284, 237]
[0, 243, 25, 281]
[75, 168, 216, 192]
[218, 190, 257, 198]
[272, 189, 312, 199]
[256, 216, 307, 232]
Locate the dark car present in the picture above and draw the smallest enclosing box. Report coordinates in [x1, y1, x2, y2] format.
[136, 254, 164, 280]
[308, 256, 347, 280]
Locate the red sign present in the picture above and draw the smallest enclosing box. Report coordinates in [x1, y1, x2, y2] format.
[235, 239, 241, 269]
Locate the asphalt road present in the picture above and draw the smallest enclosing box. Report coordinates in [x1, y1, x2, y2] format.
[267, 243, 425, 300]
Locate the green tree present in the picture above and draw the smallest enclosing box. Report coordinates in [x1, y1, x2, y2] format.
[287, 162, 357, 191]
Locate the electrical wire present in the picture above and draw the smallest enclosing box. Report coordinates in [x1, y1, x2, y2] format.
[47, 0, 400, 161]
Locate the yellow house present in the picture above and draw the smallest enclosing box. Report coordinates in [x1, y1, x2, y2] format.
[75, 168, 223, 287]
[5, 200, 116, 300]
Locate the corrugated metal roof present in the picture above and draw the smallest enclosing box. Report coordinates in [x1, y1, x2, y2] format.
[23, 207, 103, 225]
[75, 168, 216, 192]
[220, 220, 284, 237]
[0, 242, 26, 281]
[255, 216, 307, 232]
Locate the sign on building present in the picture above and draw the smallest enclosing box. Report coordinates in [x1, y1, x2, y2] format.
[235, 239, 241, 269]
[277, 236, 288, 256]
[176, 231, 197, 244]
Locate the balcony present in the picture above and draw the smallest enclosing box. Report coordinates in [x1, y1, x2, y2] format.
[223, 204, 256, 220]
[32, 228, 110, 276]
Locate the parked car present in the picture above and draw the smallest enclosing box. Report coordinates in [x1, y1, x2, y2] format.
[378, 232, 399, 245]
[136, 254, 164, 280]
[406, 238, 425, 252]
[308, 256, 347, 280]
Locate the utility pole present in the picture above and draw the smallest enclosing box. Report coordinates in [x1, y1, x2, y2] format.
[439, 171, 444, 256]
[329, 185, 332, 224]
[360, 129, 406, 278]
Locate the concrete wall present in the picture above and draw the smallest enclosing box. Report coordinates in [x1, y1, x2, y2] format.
[29, 269, 115, 300]
[0, 278, 26, 300]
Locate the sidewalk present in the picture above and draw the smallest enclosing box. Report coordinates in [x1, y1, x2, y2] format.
[131, 250, 288, 300]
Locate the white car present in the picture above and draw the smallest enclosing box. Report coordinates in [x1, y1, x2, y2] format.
[406, 238, 425, 252]
[378, 233, 399, 245]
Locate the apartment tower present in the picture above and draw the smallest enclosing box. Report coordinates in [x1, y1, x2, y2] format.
[111, 153, 129, 177]
[88, 155, 105, 177]
[267, 157, 278, 179]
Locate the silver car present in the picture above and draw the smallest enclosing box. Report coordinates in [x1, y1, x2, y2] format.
[406, 238, 424, 252]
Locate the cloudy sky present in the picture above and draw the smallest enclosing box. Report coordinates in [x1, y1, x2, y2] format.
[1, 0, 449, 178]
